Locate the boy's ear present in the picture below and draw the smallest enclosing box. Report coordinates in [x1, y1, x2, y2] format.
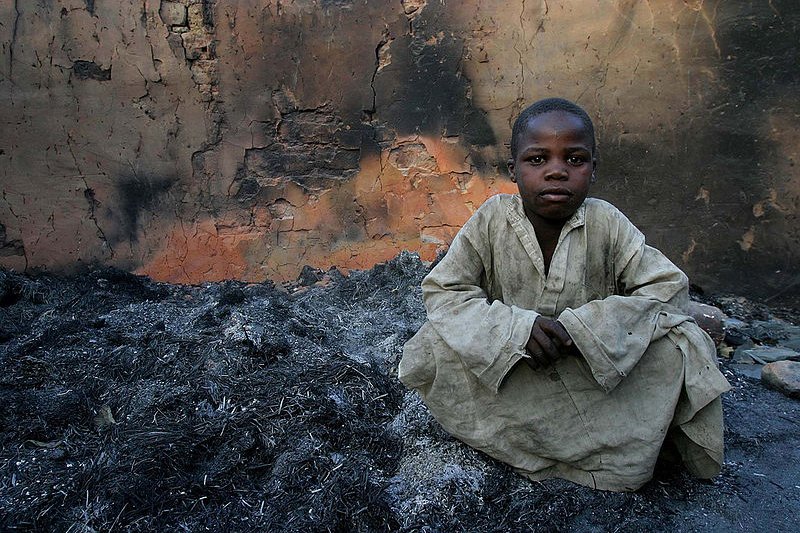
[507, 159, 516, 182]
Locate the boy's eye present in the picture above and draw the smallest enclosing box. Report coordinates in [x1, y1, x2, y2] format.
[528, 155, 545, 165]
[567, 155, 587, 166]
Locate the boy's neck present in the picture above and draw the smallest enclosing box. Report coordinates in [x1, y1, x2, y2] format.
[525, 210, 569, 275]
[524, 209, 569, 239]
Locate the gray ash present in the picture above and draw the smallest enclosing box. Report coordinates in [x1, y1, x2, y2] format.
[0, 253, 798, 531]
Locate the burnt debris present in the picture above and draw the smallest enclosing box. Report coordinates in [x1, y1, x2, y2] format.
[0, 253, 798, 531]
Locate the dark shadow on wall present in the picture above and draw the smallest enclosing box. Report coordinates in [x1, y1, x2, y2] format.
[595, 0, 799, 305]
[685, 0, 799, 305]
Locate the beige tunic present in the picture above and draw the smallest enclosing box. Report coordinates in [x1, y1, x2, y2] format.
[399, 194, 731, 491]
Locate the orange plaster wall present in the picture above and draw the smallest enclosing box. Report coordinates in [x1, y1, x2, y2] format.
[142, 141, 517, 283]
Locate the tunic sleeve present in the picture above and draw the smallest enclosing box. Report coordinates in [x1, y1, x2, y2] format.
[422, 208, 539, 393]
[558, 210, 690, 392]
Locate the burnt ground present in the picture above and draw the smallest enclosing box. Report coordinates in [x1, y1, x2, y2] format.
[0, 253, 798, 532]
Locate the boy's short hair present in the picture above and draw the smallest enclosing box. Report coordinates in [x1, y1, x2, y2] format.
[510, 98, 596, 159]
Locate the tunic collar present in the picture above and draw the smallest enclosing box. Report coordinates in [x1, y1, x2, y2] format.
[503, 194, 587, 278]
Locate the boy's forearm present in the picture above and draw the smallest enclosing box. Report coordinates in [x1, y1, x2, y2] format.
[420, 229, 541, 392]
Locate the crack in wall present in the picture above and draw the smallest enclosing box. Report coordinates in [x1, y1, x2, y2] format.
[512, 0, 527, 114]
[81, 182, 114, 257]
[9, 0, 21, 84]
[768, 0, 781, 18]
[0, 194, 27, 270]
[366, 30, 393, 122]
[2, 191, 19, 219]
[401, 0, 427, 35]
[65, 133, 114, 257]
[698, 2, 722, 58]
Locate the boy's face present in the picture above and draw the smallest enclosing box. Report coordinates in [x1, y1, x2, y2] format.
[508, 111, 595, 226]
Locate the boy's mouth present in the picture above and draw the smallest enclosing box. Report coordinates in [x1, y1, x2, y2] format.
[539, 187, 573, 201]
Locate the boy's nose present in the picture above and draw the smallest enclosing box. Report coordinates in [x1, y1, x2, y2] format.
[544, 165, 568, 180]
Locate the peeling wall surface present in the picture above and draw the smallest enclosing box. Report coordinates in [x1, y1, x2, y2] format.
[1, 0, 799, 304]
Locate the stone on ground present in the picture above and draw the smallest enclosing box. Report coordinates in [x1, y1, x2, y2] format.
[730, 364, 763, 380]
[732, 340, 756, 364]
[761, 361, 800, 399]
[688, 301, 726, 345]
[739, 346, 800, 364]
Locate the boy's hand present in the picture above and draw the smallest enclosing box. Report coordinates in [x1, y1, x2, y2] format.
[524, 317, 575, 370]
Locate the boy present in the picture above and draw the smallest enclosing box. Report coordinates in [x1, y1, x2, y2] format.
[398, 98, 731, 492]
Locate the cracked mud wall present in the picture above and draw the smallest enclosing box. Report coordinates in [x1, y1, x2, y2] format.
[1, 1, 798, 304]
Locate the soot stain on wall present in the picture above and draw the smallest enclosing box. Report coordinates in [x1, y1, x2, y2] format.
[376, 33, 495, 145]
[0, 223, 25, 258]
[589, 1, 800, 304]
[717, 0, 800, 95]
[320, 0, 357, 8]
[707, 0, 799, 298]
[374, 4, 496, 148]
[219, 0, 498, 204]
[113, 176, 177, 245]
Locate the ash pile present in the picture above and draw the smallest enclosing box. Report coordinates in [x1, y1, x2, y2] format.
[0, 254, 798, 532]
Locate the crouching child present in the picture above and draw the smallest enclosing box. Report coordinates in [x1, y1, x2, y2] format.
[398, 97, 731, 492]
